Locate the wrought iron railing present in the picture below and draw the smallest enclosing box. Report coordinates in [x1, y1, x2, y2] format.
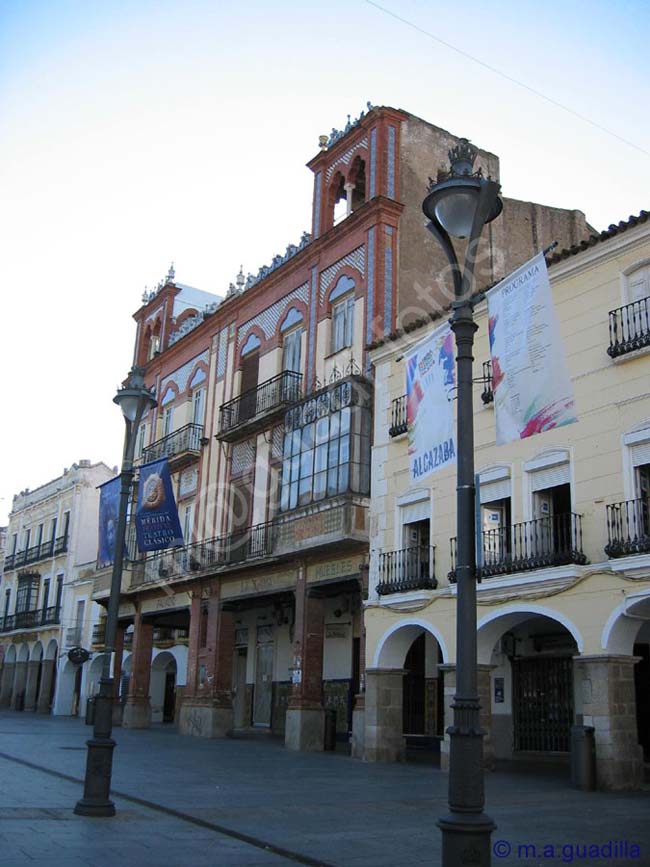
[139, 521, 276, 584]
[605, 497, 650, 557]
[217, 371, 302, 438]
[607, 296, 650, 358]
[0, 606, 61, 633]
[376, 545, 436, 595]
[4, 535, 68, 571]
[143, 423, 204, 463]
[389, 395, 408, 437]
[448, 513, 586, 582]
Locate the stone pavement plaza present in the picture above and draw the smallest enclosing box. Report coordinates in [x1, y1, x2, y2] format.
[0, 712, 648, 867]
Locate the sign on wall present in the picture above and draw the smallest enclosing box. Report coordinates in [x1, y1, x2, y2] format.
[405, 321, 456, 483]
[135, 458, 184, 552]
[487, 252, 577, 445]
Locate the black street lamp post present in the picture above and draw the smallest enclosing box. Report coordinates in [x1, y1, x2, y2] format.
[422, 140, 502, 866]
[75, 366, 156, 817]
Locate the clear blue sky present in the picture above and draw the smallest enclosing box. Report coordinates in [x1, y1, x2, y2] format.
[1, 0, 648, 524]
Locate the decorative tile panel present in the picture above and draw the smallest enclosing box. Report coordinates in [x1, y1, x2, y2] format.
[271, 425, 284, 461]
[237, 283, 309, 348]
[313, 171, 322, 239]
[319, 246, 366, 302]
[217, 329, 228, 380]
[231, 439, 256, 475]
[369, 128, 377, 198]
[387, 125, 396, 199]
[160, 350, 209, 396]
[325, 138, 369, 182]
[366, 228, 376, 346]
[384, 227, 393, 336]
[307, 267, 318, 387]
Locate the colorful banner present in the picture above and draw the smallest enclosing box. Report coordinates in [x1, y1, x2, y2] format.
[135, 458, 184, 552]
[405, 321, 456, 483]
[98, 476, 122, 568]
[487, 252, 577, 445]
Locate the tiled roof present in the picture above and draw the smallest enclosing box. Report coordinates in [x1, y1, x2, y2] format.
[367, 209, 650, 352]
[547, 209, 649, 264]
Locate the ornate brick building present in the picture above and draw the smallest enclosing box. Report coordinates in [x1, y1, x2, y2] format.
[93, 105, 591, 750]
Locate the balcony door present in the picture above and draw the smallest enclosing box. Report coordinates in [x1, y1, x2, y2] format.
[402, 519, 430, 582]
[228, 476, 253, 562]
[239, 351, 259, 422]
[637, 464, 650, 537]
[533, 483, 572, 559]
[481, 498, 511, 568]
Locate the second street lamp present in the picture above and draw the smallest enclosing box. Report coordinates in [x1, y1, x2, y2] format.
[75, 366, 157, 817]
[422, 139, 502, 867]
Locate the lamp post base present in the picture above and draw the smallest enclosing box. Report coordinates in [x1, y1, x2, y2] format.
[75, 679, 116, 817]
[438, 811, 495, 867]
[73, 735, 116, 816]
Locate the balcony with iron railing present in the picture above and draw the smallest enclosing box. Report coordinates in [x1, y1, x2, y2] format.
[133, 521, 277, 586]
[388, 395, 408, 438]
[130, 495, 368, 589]
[605, 497, 650, 558]
[607, 296, 650, 358]
[216, 371, 302, 441]
[142, 423, 205, 470]
[4, 535, 68, 571]
[448, 513, 587, 582]
[0, 606, 61, 634]
[376, 545, 436, 595]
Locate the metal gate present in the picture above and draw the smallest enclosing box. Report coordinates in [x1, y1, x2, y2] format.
[513, 657, 573, 752]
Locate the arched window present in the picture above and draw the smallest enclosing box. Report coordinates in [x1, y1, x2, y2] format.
[329, 275, 356, 353]
[280, 308, 304, 374]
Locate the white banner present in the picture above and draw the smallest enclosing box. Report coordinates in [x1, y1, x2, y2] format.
[487, 252, 577, 445]
[405, 321, 456, 483]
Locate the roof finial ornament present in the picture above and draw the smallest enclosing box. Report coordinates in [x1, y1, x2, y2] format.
[236, 265, 245, 292]
[318, 134, 329, 151]
[166, 261, 175, 284]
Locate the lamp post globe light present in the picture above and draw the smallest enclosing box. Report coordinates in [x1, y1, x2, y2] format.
[422, 140, 502, 866]
[74, 366, 157, 817]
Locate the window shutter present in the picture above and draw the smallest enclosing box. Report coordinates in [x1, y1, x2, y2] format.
[631, 440, 650, 467]
[529, 462, 570, 491]
[400, 500, 429, 524]
[480, 478, 511, 504]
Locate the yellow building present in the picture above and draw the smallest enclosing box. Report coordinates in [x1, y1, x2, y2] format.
[365, 210, 650, 790]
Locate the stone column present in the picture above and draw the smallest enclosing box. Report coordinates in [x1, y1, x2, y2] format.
[0, 662, 15, 707]
[111, 627, 125, 725]
[344, 182, 355, 215]
[11, 660, 27, 710]
[182, 589, 202, 703]
[437, 663, 495, 771]
[36, 660, 55, 713]
[351, 571, 368, 760]
[364, 668, 406, 762]
[285, 570, 325, 751]
[574, 654, 644, 790]
[179, 584, 235, 738]
[122, 613, 153, 728]
[23, 661, 40, 712]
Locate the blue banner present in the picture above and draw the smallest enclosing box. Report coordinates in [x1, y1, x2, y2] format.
[98, 477, 122, 568]
[135, 458, 184, 552]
